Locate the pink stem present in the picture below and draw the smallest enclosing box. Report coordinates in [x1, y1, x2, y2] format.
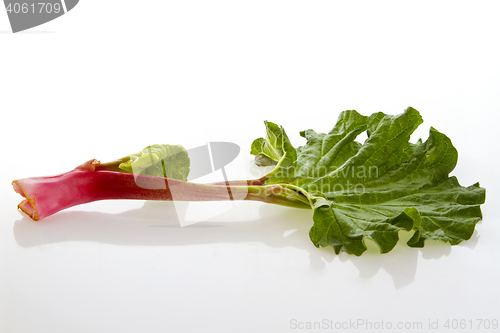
[12, 161, 310, 221]
[206, 177, 267, 186]
[12, 169, 250, 221]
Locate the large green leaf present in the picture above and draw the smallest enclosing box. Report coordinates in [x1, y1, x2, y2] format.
[251, 107, 485, 255]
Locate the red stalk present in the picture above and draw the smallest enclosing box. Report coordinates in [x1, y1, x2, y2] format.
[12, 160, 310, 221]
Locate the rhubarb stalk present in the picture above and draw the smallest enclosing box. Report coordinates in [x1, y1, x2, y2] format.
[12, 159, 310, 221]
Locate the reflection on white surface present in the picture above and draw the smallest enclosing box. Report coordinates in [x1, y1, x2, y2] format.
[12, 200, 470, 289]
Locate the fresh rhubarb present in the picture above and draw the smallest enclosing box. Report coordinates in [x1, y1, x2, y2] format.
[12, 107, 486, 255]
[12, 162, 309, 221]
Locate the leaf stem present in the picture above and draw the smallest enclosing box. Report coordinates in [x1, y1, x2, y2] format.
[12, 169, 309, 221]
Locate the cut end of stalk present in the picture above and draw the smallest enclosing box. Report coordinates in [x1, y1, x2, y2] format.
[18, 199, 38, 221]
[12, 180, 39, 221]
[76, 159, 101, 171]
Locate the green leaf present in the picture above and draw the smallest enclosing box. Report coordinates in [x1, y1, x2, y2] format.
[250, 121, 297, 182]
[119, 144, 190, 180]
[252, 107, 486, 255]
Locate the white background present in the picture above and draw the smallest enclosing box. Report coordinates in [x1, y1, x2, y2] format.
[1, 1, 499, 332]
